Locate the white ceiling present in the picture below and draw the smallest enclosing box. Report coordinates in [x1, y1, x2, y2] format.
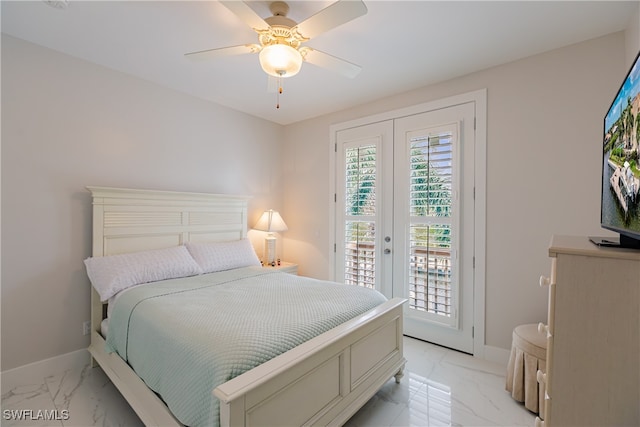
[2, 1, 637, 125]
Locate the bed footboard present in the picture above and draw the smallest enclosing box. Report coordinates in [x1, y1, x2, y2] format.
[215, 297, 406, 427]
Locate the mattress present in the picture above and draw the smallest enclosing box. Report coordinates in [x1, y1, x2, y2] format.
[105, 266, 387, 427]
[100, 318, 109, 337]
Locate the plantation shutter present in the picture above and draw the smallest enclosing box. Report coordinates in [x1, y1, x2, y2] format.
[344, 144, 377, 289]
[407, 127, 458, 326]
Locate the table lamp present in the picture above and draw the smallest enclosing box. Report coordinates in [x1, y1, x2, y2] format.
[253, 209, 288, 265]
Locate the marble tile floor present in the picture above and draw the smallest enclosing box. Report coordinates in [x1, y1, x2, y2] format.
[1, 337, 535, 426]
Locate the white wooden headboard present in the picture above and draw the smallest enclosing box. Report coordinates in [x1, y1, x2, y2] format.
[88, 186, 251, 257]
[87, 186, 251, 328]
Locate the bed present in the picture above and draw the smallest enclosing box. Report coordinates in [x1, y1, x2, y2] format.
[85, 186, 406, 427]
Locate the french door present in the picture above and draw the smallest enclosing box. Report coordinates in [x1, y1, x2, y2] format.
[335, 102, 476, 354]
[393, 103, 475, 353]
[335, 121, 394, 298]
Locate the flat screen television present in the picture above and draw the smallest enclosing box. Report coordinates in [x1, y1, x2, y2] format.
[593, 50, 640, 249]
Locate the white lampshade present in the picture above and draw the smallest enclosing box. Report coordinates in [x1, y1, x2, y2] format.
[259, 44, 302, 78]
[254, 210, 288, 265]
[253, 210, 288, 233]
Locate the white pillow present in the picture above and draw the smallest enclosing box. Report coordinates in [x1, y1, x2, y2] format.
[186, 239, 260, 273]
[84, 245, 203, 302]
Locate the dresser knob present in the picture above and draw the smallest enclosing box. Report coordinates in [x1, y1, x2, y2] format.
[538, 322, 549, 335]
[537, 369, 547, 384]
[539, 275, 550, 287]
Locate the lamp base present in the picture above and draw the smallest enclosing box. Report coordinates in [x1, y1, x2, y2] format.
[263, 235, 277, 266]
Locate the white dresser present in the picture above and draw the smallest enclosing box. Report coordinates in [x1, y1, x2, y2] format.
[536, 235, 640, 426]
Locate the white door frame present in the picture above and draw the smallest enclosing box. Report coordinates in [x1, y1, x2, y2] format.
[328, 89, 487, 358]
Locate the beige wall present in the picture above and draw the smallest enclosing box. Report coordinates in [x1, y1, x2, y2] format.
[1, 35, 285, 370]
[626, 1, 640, 66]
[282, 32, 628, 352]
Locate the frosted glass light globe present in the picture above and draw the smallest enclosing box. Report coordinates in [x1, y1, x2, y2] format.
[259, 44, 302, 77]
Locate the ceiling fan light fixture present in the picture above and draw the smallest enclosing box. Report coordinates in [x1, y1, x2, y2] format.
[259, 44, 302, 78]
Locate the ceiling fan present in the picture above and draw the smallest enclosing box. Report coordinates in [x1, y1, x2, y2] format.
[185, 0, 368, 81]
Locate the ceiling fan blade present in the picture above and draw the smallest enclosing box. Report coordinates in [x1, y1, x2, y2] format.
[293, 0, 367, 40]
[184, 44, 259, 61]
[219, 1, 270, 32]
[303, 48, 362, 79]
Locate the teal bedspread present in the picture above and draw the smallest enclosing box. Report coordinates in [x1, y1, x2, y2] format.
[105, 267, 387, 427]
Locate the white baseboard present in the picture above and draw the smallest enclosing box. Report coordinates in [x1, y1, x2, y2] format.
[481, 344, 511, 367]
[1, 349, 89, 392]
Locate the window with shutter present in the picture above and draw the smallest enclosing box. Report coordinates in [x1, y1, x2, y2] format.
[408, 132, 454, 319]
[344, 145, 377, 289]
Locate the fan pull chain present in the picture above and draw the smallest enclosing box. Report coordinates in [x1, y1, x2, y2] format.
[276, 71, 285, 109]
[277, 79, 281, 109]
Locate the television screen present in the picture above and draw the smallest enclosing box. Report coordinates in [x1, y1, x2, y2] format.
[600, 51, 640, 248]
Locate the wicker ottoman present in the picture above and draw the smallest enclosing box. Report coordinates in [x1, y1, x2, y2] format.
[506, 323, 547, 418]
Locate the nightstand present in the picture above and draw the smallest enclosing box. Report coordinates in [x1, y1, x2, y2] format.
[262, 262, 298, 275]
